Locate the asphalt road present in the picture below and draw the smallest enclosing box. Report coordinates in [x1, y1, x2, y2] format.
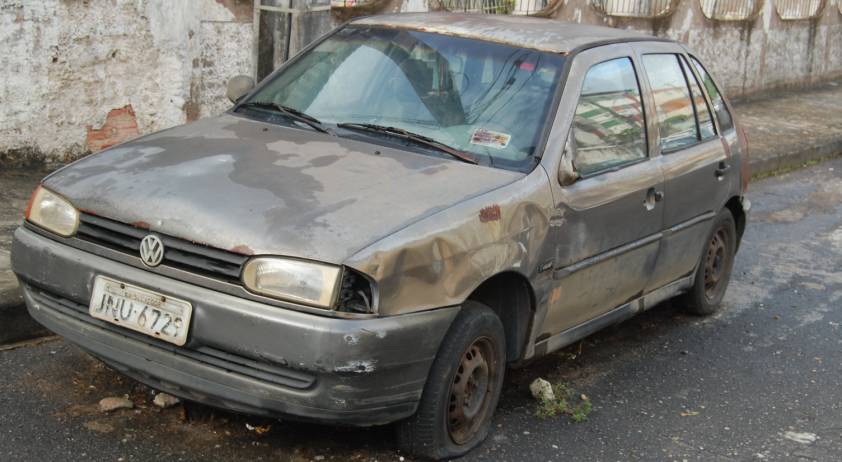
[2, 157, 841, 462]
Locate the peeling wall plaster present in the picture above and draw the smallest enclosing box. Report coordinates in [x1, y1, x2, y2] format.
[85, 105, 139, 153]
[0, 0, 253, 165]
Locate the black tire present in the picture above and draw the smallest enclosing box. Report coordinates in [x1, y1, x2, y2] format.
[680, 208, 738, 315]
[396, 301, 506, 460]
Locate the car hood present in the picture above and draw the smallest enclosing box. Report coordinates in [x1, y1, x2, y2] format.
[44, 114, 523, 264]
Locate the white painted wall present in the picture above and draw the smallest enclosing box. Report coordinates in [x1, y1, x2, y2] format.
[0, 0, 253, 165]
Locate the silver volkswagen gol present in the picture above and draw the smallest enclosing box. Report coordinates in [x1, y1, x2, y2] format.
[12, 13, 750, 460]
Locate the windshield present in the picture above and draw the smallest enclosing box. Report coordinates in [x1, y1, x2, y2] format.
[242, 26, 566, 170]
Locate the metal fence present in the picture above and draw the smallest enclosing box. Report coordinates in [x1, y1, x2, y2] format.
[590, 0, 677, 18]
[510, 0, 551, 14]
[439, 0, 515, 13]
[330, 0, 374, 7]
[699, 0, 764, 20]
[772, 0, 825, 19]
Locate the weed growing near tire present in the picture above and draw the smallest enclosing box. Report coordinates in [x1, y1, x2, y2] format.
[535, 382, 592, 422]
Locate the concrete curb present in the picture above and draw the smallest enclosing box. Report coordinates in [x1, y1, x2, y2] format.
[749, 136, 842, 178]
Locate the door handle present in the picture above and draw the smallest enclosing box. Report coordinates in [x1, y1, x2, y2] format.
[715, 161, 731, 179]
[653, 190, 664, 202]
[644, 187, 664, 210]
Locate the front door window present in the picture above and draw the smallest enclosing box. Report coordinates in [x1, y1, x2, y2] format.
[571, 57, 648, 176]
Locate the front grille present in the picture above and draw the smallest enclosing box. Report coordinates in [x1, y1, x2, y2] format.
[76, 213, 248, 283]
[28, 286, 316, 391]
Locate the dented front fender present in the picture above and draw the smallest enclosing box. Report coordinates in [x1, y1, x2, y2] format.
[345, 168, 556, 316]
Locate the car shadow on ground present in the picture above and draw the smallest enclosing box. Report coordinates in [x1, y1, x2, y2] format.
[499, 299, 702, 410]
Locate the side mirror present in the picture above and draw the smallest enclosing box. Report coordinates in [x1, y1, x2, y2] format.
[558, 131, 580, 187]
[226, 75, 255, 103]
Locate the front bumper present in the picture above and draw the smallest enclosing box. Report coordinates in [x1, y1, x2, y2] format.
[11, 226, 459, 426]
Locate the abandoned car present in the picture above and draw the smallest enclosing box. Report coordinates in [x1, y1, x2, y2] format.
[12, 13, 749, 460]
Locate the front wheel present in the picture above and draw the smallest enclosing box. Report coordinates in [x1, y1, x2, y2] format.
[396, 301, 506, 460]
[681, 209, 737, 315]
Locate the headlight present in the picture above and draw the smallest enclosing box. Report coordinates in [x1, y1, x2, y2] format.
[242, 257, 341, 308]
[25, 186, 79, 237]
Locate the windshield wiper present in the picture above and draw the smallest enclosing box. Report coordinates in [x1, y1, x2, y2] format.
[337, 123, 478, 165]
[238, 101, 333, 135]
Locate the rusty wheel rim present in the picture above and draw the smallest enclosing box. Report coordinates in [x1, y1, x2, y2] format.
[447, 337, 497, 446]
[704, 227, 729, 300]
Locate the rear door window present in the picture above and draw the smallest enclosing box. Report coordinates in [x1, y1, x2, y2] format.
[689, 56, 734, 132]
[641, 54, 698, 153]
[680, 55, 716, 140]
[571, 57, 648, 176]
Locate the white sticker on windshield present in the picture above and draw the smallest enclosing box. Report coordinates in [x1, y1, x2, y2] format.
[470, 129, 511, 150]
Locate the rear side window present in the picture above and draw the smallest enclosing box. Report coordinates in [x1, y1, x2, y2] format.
[572, 57, 647, 176]
[689, 56, 734, 132]
[642, 54, 698, 152]
[680, 56, 716, 140]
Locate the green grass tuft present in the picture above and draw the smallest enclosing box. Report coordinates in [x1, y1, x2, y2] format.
[534, 382, 592, 422]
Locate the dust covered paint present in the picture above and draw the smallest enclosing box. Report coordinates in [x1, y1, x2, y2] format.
[42, 115, 522, 267]
[354, 13, 649, 54]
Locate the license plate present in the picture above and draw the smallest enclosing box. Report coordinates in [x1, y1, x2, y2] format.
[89, 276, 193, 346]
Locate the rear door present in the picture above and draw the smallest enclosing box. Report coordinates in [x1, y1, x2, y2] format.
[541, 45, 665, 335]
[633, 43, 733, 290]
[688, 54, 746, 192]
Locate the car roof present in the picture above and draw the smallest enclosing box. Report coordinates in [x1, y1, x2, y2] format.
[351, 13, 660, 54]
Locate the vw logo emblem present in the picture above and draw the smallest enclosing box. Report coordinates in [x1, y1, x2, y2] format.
[139, 235, 165, 267]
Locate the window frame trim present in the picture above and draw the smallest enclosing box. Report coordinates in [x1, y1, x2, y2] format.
[678, 53, 719, 141]
[677, 54, 706, 142]
[685, 53, 736, 135]
[576, 155, 650, 180]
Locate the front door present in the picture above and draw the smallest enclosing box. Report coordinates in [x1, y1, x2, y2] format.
[541, 48, 665, 336]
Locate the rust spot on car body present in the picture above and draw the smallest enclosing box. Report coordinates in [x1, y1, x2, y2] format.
[230, 244, 255, 255]
[480, 205, 501, 223]
[549, 287, 561, 304]
[132, 221, 151, 230]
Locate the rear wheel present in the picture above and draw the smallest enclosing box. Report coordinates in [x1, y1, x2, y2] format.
[681, 209, 737, 315]
[397, 301, 506, 460]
